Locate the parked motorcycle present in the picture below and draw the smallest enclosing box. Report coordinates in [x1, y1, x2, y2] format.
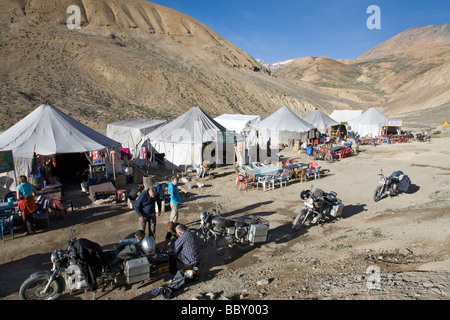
[196, 202, 270, 251]
[373, 170, 411, 202]
[292, 187, 344, 231]
[415, 133, 431, 142]
[19, 227, 171, 300]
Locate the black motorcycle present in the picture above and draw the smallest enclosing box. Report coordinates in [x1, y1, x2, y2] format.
[373, 170, 411, 202]
[292, 188, 344, 231]
[19, 227, 171, 300]
[196, 203, 270, 251]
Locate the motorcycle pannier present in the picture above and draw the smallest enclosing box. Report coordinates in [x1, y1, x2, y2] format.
[330, 203, 344, 217]
[249, 224, 269, 244]
[125, 257, 150, 284]
[398, 175, 411, 192]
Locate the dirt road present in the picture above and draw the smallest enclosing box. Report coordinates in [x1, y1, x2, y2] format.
[1, 128, 449, 301]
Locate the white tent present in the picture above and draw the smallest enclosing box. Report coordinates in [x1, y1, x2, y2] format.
[257, 106, 315, 146]
[0, 104, 120, 158]
[330, 110, 363, 123]
[0, 104, 121, 183]
[303, 110, 340, 133]
[214, 114, 263, 134]
[145, 107, 233, 168]
[348, 108, 388, 138]
[106, 118, 166, 159]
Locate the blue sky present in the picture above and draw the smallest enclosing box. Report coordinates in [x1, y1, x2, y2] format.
[149, 0, 450, 62]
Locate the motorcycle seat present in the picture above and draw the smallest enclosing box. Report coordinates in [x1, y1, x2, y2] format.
[102, 247, 122, 266]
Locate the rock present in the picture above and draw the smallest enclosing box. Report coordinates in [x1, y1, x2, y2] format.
[205, 292, 216, 300]
[256, 279, 270, 286]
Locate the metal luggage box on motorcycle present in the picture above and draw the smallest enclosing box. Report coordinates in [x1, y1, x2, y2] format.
[249, 224, 269, 243]
[125, 257, 150, 284]
[330, 203, 344, 217]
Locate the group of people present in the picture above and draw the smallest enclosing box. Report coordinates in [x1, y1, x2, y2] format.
[132, 176, 201, 299]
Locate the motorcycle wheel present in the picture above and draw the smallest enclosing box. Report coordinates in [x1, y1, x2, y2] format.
[292, 209, 308, 231]
[235, 241, 253, 252]
[324, 154, 334, 163]
[196, 228, 213, 248]
[373, 186, 384, 202]
[19, 274, 64, 300]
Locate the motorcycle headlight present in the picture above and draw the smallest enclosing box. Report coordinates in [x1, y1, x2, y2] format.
[200, 211, 208, 222]
[380, 177, 386, 183]
[307, 198, 314, 205]
[51, 251, 58, 263]
[51, 250, 66, 264]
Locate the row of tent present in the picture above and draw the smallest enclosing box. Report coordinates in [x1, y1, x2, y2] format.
[0, 104, 396, 180]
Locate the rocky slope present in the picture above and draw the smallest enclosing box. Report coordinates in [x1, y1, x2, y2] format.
[0, 0, 357, 131]
[274, 24, 450, 119]
[1, 1, 448, 132]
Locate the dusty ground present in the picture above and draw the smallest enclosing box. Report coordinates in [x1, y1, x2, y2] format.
[1, 127, 449, 301]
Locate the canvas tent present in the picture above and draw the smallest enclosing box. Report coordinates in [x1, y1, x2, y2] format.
[214, 114, 263, 134]
[382, 119, 403, 135]
[348, 108, 388, 138]
[0, 104, 121, 186]
[106, 118, 166, 159]
[257, 106, 315, 147]
[303, 109, 340, 133]
[145, 107, 233, 169]
[330, 110, 363, 124]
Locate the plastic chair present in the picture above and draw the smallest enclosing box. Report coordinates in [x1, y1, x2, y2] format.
[3, 191, 17, 203]
[334, 148, 344, 159]
[51, 198, 74, 221]
[0, 207, 15, 241]
[33, 197, 51, 229]
[236, 172, 248, 191]
[308, 162, 319, 168]
[277, 172, 291, 187]
[311, 166, 321, 180]
[257, 175, 274, 191]
[313, 139, 319, 147]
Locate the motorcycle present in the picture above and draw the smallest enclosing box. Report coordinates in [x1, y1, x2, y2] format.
[292, 187, 344, 231]
[19, 227, 172, 300]
[196, 202, 270, 251]
[373, 170, 411, 202]
[415, 133, 431, 142]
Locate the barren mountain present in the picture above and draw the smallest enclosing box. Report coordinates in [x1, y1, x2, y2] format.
[0, 0, 359, 132]
[274, 24, 450, 123]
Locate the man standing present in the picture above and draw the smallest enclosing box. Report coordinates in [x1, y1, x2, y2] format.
[134, 186, 161, 239]
[168, 176, 182, 222]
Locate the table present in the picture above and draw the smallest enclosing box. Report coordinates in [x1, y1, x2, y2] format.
[0, 201, 19, 210]
[283, 163, 309, 179]
[245, 167, 282, 186]
[89, 181, 117, 202]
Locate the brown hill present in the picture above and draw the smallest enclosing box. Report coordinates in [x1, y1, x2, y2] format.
[0, 0, 360, 132]
[274, 24, 450, 124]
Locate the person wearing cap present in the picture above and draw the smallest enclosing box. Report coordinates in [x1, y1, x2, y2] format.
[134, 186, 161, 239]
